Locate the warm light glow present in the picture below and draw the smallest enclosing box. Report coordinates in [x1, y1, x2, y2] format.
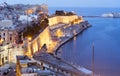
[55, 29, 64, 38]
[25, 9, 34, 15]
[26, 27, 52, 55]
[48, 15, 79, 26]
[25, 16, 83, 56]
[0, 38, 4, 44]
[47, 40, 58, 53]
[1, 39, 4, 42]
[28, 37, 32, 41]
[33, 41, 38, 53]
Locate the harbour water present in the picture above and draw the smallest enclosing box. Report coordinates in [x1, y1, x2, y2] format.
[49, 7, 120, 76]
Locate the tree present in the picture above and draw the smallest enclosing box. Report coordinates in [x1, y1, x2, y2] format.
[23, 18, 48, 38]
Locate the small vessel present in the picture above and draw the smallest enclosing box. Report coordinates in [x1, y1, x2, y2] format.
[102, 13, 120, 18]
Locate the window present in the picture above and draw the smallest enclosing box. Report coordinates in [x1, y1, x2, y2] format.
[3, 33, 5, 36]
[5, 57, 8, 60]
[10, 37, 12, 41]
[3, 38, 5, 41]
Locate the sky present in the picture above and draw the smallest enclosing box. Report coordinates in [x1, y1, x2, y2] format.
[0, 0, 120, 7]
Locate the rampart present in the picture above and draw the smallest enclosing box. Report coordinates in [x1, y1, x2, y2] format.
[26, 15, 83, 57]
[48, 15, 82, 26]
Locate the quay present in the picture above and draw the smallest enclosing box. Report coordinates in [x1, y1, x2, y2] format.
[32, 20, 92, 76]
[53, 21, 92, 55]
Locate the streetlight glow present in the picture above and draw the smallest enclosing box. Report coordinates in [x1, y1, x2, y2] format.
[28, 36, 32, 42]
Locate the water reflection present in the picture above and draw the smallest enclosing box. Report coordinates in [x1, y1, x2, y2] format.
[60, 18, 120, 76]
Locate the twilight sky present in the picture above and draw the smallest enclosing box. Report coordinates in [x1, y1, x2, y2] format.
[0, 0, 120, 7]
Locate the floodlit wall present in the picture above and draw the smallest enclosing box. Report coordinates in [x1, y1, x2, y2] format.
[48, 15, 79, 26]
[26, 15, 83, 57]
[26, 27, 51, 56]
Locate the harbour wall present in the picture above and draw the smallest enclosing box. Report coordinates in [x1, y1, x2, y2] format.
[48, 15, 83, 26]
[25, 15, 84, 57]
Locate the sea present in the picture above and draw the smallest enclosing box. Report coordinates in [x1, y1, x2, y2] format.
[49, 7, 120, 76]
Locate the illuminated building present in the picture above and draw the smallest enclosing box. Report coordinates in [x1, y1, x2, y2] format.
[0, 48, 8, 66]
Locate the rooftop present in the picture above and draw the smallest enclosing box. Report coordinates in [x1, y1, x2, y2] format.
[0, 20, 16, 30]
[16, 55, 55, 75]
[33, 52, 90, 76]
[16, 55, 30, 60]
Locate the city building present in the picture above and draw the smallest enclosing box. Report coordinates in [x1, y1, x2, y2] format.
[18, 15, 37, 23]
[0, 20, 17, 44]
[0, 42, 25, 66]
[16, 55, 56, 76]
[0, 48, 8, 66]
[33, 52, 88, 76]
[0, 3, 49, 66]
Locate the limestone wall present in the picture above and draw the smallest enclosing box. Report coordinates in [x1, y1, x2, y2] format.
[26, 27, 52, 56]
[48, 15, 79, 26]
[26, 15, 83, 57]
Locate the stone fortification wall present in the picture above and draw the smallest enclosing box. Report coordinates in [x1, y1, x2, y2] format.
[26, 15, 83, 56]
[27, 27, 52, 56]
[48, 15, 79, 26]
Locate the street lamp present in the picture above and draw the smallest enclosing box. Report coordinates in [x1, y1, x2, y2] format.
[1, 39, 4, 43]
[0, 39, 4, 45]
[0, 39, 4, 52]
[28, 36, 32, 42]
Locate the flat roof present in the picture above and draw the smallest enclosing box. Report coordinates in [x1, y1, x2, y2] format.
[16, 55, 30, 60]
[33, 52, 84, 75]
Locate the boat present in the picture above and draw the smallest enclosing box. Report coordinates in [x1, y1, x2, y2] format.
[101, 13, 120, 18]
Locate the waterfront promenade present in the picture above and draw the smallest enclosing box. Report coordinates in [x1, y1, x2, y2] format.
[32, 20, 92, 76]
[52, 21, 91, 55]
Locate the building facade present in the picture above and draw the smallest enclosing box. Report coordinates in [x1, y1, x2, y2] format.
[0, 20, 17, 44]
[0, 29, 17, 44]
[0, 49, 8, 66]
[16, 55, 55, 76]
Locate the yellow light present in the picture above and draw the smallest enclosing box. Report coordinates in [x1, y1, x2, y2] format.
[55, 29, 63, 38]
[0, 39, 4, 44]
[1, 39, 4, 42]
[28, 37, 32, 41]
[26, 9, 33, 15]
